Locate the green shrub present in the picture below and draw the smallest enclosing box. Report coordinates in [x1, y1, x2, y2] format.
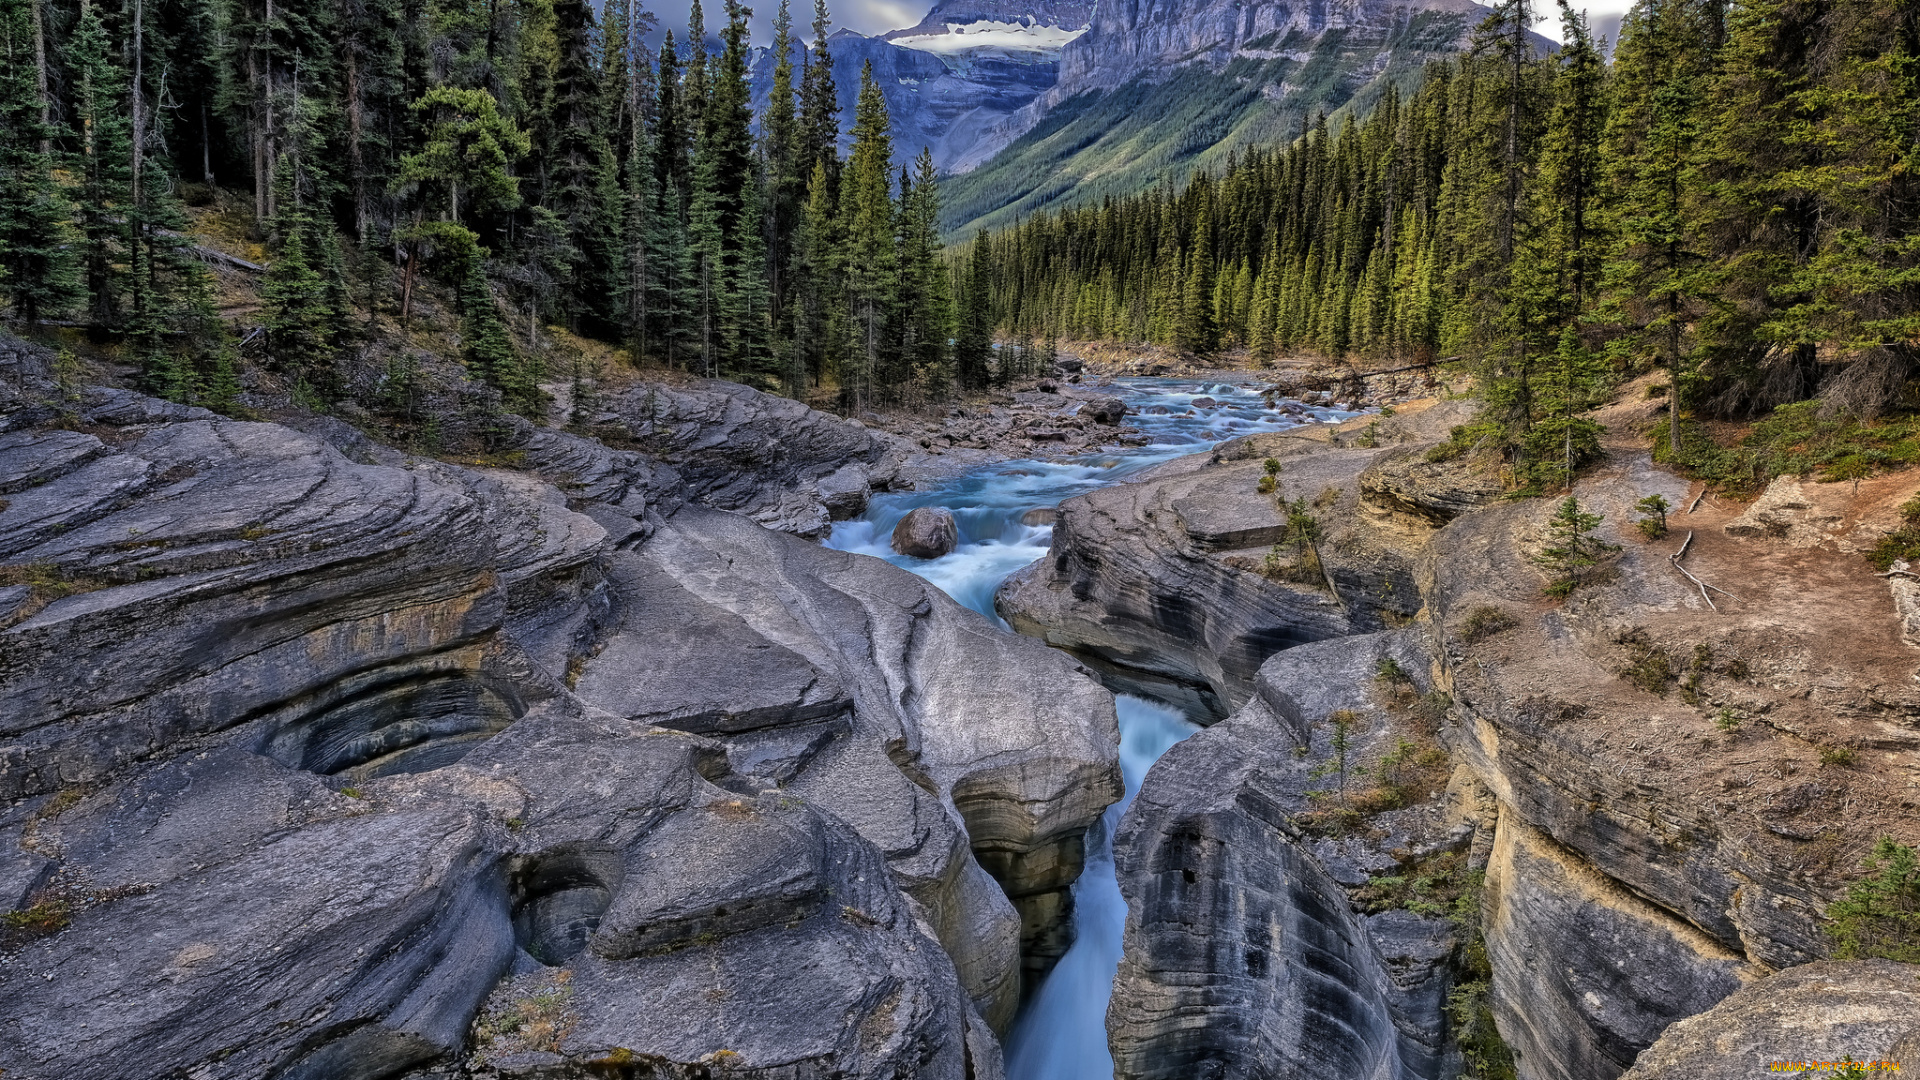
[1826, 839, 1920, 962]
[1622, 642, 1675, 695]
[1867, 496, 1920, 571]
[1654, 403, 1920, 499]
[1635, 493, 1671, 540]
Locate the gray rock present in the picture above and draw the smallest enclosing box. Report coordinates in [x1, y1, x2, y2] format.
[1621, 961, 1920, 1080]
[1021, 507, 1058, 527]
[996, 418, 1450, 719]
[574, 377, 906, 538]
[1084, 397, 1128, 424]
[0, 369, 1118, 1078]
[894, 506, 961, 559]
[1108, 628, 1461, 1080]
[571, 505, 1122, 1030]
[1482, 813, 1759, 1080]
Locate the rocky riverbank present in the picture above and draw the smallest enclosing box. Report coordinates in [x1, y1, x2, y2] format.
[0, 332, 1121, 1080]
[1001, 379, 1920, 1078]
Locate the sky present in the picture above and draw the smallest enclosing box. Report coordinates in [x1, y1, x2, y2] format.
[637, 0, 917, 50]
[635, 0, 1639, 62]
[1539, 2, 1633, 53]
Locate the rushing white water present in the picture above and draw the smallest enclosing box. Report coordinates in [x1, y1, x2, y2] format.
[1002, 694, 1198, 1079]
[824, 378, 1354, 1078]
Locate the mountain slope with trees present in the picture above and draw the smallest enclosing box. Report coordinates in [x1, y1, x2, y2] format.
[0, 0, 962, 416]
[965, 0, 1920, 491]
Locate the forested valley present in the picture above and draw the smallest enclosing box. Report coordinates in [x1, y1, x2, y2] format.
[970, 0, 1920, 490]
[0, 0, 1915, 486]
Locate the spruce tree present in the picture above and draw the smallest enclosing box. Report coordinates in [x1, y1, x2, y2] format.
[1178, 217, 1219, 355]
[0, 0, 81, 323]
[67, 2, 133, 326]
[839, 63, 894, 406]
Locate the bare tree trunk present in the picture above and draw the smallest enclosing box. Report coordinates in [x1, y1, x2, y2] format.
[201, 103, 214, 186]
[399, 208, 423, 325]
[344, 21, 368, 242]
[263, 0, 277, 222]
[131, 0, 143, 207]
[30, 0, 48, 153]
[249, 41, 265, 222]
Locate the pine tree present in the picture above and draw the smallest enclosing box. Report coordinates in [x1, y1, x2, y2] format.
[763, 0, 802, 337]
[1602, 0, 1717, 457]
[1177, 217, 1219, 355]
[839, 63, 894, 406]
[1533, 495, 1615, 594]
[897, 150, 953, 394]
[797, 0, 839, 186]
[67, 2, 133, 326]
[0, 0, 81, 323]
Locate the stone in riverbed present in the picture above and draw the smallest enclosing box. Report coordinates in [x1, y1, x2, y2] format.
[1084, 397, 1127, 424]
[893, 505, 959, 559]
[1021, 508, 1057, 527]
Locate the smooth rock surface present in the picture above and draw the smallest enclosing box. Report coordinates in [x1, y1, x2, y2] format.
[1621, 961, 1920, 1079]
[1108, 628, 1461, 1080]
[0, 338, 1117, 1078]
[894, 505, 962, 559]
[998, 401, 1473, 718]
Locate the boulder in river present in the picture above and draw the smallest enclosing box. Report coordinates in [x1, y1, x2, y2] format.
[1084, 397, 1127, 425]
[893, 505, 959, 558]
[1189, 396, 1218, 409]
[1020, 507, 1057, 527]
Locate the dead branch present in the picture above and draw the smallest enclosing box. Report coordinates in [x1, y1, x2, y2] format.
[1670, 530, 1740, 610]
[1687, 489, 1706, 514]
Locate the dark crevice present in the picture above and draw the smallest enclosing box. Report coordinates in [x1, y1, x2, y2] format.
[258, 671, 525, 780]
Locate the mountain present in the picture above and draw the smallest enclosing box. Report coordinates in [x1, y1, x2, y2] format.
[938, 0, 1543, 237]
[749, 0, 1094, 174]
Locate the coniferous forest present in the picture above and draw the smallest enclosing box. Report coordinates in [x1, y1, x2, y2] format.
[969, 0, 1920, 487]
[0, 0, 1914, 483]
[0, 0, 954, 415]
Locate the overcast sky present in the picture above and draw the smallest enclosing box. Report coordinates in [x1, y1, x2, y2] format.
[635, 0, 1640, 61]
[637, 0, 917, 49]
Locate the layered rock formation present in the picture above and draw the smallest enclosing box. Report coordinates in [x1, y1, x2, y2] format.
[1108, 627, 1463, 1080]
[941, 0, 1527, 235]
[998, 398, 1483, 718]
[750, 0, 1087, 177]
[0, 335, 1120, 1079]
[1001, 384, 1920, 1080]
[1621, 960, 1920, 1080]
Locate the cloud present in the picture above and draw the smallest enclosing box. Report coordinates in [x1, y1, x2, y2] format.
[634, 0, 933, 48]
[1533, 0, 1635, 53]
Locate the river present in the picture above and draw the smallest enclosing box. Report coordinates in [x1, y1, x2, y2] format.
[825, 377, 1351, 1079]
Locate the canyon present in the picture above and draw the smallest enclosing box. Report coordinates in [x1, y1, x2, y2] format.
[2, 335, 1916, 1079]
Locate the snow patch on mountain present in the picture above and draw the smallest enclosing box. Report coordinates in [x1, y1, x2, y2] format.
[891, 19, 1089, 59]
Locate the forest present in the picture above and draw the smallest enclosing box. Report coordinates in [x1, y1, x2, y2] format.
[0, 0, 956, 417]
[969, 0, 1920, 488]
[0, 0, 1915, 480]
